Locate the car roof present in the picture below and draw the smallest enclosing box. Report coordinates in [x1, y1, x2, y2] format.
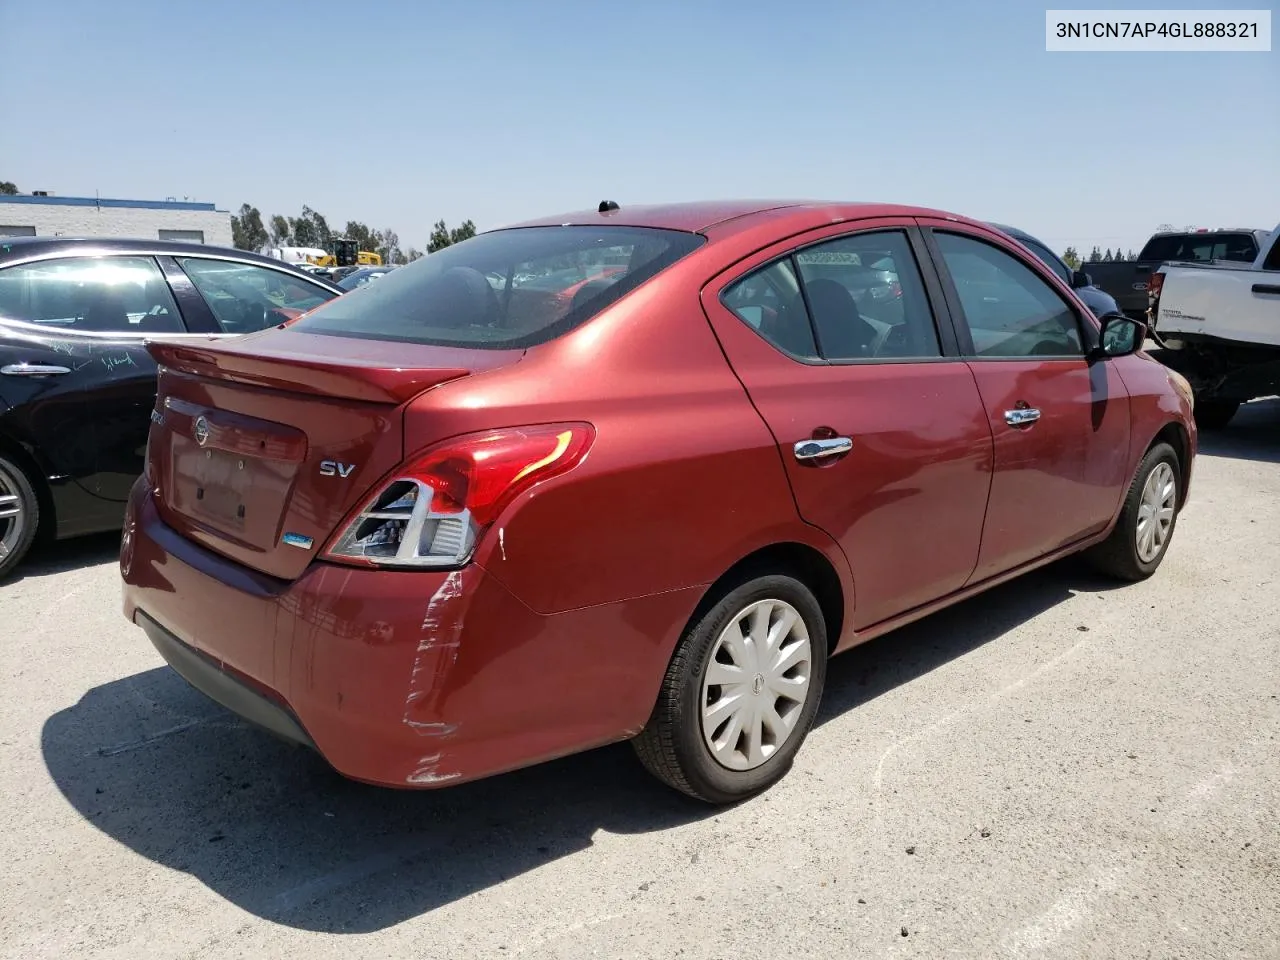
[0, 236, 343, 288]
[987, 222, 1036, 243]
[500, 200, 983, 236]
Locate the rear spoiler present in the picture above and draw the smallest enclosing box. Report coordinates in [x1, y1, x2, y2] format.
[146, 331, 513, 405]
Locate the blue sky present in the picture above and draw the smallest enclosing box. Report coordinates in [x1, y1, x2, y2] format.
[2, 0, 1276, 255]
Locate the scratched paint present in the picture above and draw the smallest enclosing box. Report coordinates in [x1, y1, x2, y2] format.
[400, 570, 471, 780]
[405, 753, 462, 785]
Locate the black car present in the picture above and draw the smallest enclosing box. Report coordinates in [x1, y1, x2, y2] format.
[0, 238, 342, 576]
[988, 223, 1122, 319]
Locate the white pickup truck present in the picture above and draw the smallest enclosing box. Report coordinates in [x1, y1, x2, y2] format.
[1149, 223, 1280, 428]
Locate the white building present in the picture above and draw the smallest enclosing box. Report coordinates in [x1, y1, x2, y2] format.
[0, 194, 233, 246]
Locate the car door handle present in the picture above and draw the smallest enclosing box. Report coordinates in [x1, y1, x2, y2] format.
[794, 437, 853, 461]
[1, 362, 72, 377]
[1252, 283, 1280, 296]
[1004, 407, 1041, 427]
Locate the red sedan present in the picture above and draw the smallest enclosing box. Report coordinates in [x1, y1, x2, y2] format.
[120, 200, 1196, 803]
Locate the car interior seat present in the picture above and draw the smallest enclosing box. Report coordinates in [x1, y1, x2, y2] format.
[802, 278, 877, 358]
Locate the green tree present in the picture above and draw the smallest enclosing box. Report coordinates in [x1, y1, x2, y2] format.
[1062, 246, 1081, 270]
[376, 228, 402, 265]
[427, 220, 451, 253]
[427, 218, 478, 253]
[1088, 245, 1103, 262]
[230, 203, 268, 252]
[1126, 248, 1136, 261]
[269, 214, 291, 246]
[451, 219, 477, 244]
[1102, 248, 1113, 261]
[0, 181, 17, 195]
[405, 247, 424, 262]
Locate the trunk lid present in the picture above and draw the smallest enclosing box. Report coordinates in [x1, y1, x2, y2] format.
[146, 329, 522, 579]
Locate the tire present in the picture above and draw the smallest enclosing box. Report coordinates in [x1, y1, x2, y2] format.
[632, 574, 828, 804]
[0, 454, 40, 580]
[1087, 442, 1180, 582]
[1193, 399, 1239, 431]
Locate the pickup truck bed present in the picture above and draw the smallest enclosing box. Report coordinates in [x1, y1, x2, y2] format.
[1149, 224, 1280, 428]
[1086, 229, 1269, 321]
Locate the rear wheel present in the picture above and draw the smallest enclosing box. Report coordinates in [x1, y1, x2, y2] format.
[632, 574, 827, 804]
[1088, 442, 1180, 582]
[1193, 399, 1239, 431]
[0, 454, 39, 580]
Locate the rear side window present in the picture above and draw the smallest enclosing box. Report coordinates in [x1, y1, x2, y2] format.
[722, 230, 941, 362]
[722, 258, 817, 358]
[793, 232, 939, 360]
[1139, 233, 1258, 263]
[180, 258, 337, 333]
[0, 256, 183, 333]
[294, 226, 705, 348]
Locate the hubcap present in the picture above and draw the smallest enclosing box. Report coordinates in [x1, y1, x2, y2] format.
[701, 598, 813, 771]
[0, 464, 25, 563]
[1135, 461, 1177, 563]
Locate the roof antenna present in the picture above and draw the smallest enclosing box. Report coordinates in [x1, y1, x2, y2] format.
[598, 200, 620, 213]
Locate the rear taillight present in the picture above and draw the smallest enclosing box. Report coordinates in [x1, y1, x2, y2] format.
[322, 423, 594, 568]
[1148, 271, 1165, 309]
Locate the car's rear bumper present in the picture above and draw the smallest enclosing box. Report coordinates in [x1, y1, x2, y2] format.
[119, 481, 700, 788]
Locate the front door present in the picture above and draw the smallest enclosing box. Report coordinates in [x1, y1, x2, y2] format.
[0, 255, 187, 503]
[702, 222, 994, 629]
[921, 225, 1132, 582]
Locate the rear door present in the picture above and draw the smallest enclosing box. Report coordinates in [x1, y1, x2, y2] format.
[701, 220, 994, 629]
[919, 222, 1131, 581]
[0, 254, 189, 504]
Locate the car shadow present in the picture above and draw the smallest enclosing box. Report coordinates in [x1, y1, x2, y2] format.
[9, 530, 121, 582]
[1196, 397, 1280, 465]
[41, 557, 1120, 933]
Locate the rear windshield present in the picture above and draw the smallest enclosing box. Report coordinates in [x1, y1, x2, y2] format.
[1139, 233, 1258, 263]
[293, 226, 704, 348]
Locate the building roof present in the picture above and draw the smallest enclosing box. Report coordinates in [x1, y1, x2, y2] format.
[0, 194, 225, 212]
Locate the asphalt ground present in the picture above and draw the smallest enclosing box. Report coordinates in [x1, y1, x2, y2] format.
[2, 399, 1277, 960]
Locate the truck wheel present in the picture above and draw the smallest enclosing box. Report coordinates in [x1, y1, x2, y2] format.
[1088, 442, 1180, 582]
[1193, 400, 1239, 431]
[632, 574, 827, 804]
[0, 454, 40, 580]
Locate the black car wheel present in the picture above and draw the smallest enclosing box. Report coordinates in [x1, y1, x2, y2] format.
[633, 574, 828, 804]
[1088, 442, 1180, 582]
[0, 454, 39, 579]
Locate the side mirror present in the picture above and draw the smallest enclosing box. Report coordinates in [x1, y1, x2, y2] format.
[1071, 270, 1092, 289]
[1093, 312, 1145, 359]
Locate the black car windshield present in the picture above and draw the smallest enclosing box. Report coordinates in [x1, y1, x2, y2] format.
[293, 225, 704, 348]
[1139, 233, 1258, 263]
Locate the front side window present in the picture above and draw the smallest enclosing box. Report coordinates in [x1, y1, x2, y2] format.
[0, 256, 183, 333]
[935, 232, 1083, 358]
[179, 258, 337, 333]
[294, 226, 704, 348]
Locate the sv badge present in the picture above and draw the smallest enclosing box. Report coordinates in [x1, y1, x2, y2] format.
[319, 460, 356, 478]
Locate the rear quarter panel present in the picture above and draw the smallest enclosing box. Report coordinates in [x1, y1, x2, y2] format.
[401, 251, 854, 620]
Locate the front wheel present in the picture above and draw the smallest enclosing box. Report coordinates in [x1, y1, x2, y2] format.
[632, 574, 828, 804]
[1087, 442, 1180, 582]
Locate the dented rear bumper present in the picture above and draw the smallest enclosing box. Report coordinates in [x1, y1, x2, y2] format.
[119, 479, 698, 788]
